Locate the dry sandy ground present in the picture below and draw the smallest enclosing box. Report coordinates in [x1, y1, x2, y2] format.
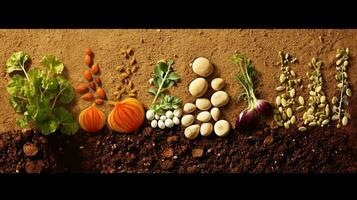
[0, 29, 356, 134]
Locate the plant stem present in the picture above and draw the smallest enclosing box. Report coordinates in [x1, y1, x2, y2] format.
[51, 86, 67, 110]
[21, 63, 29, 81]
[337, 69, 344, 122]
[151, 63, 172, 106]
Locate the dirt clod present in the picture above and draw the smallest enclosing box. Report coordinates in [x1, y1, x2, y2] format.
[162, 148, 174, 158]
[25, 160, 45, 173]
[192, 148, 204, 158]
[23, 142, 38, 157]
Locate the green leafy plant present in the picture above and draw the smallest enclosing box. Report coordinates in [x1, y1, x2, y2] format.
[5, 51, 78, 135]
[148, 60, 181, 114]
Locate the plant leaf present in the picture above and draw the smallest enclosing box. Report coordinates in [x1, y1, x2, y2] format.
[53, 107, 79, 135]
[37, 118, 58, 135]
[7, 75, 26, 96]
[5, 51, 30, 74]
[148, 88, 157, 95]
[157, 62, 168, 73]
[154, 65, 164, 77]
[40, 55, 64, 74]
[153, 76, 162, 88]
[167, 72, 180, 81]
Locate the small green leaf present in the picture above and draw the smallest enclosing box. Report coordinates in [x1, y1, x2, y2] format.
[16, 117, 29, 128]
[154, 65, 164, 77]
[53, 107, 79, 135]
[157, 62, 168, 73]
[5, 51, 30, 74]
[167, 72, 180, 81]
[167, 59, 174, 66]
[9, 96, 27, 113]
[153, 76, 162, 88]
[41, 55, 64, 74]
[7, 75, 26, 96]
[148, 88, 157, 95]
[37, 118, 59, 135]
[59, 86, 75, 104]
[42, 76, 58, 91]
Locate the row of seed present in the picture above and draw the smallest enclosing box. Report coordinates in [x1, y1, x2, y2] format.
[113, 47, 139, 100]
[274, 52, 300, 129]
[299, 58, 330, 131]
[331, 48, 352, 128]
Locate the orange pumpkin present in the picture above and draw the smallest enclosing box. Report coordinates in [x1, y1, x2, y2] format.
[78, 104, 106, 132]
[107, 98, 145, 133]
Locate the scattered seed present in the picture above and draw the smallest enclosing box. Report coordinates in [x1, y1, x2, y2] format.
[309, 122, 317, 126]
[275, 96, 281, 106]
[296, 106, 304, 112]
[298, 126, 307, 132]
[284, 121, 290, 129]
[276, 86, 285, 91]
[281, 98, 287, 107]
[320, 95, 326, 103]
[298, 96, 304, 105]
[342, 116, 348, 126]
[321, 119, 329, 126]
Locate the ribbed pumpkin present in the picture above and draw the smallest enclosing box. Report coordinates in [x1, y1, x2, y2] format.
[78, 104, 106, 132]
[107, 98, 145, 133]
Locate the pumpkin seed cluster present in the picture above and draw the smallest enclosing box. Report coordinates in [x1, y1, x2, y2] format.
[300, 58, 330, 131]
[273, 52, 300, 129]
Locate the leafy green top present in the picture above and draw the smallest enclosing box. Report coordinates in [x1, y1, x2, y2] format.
[231, 52, 259, 109]
[5, 51, 78, 135]
[148, 60, 181, 114]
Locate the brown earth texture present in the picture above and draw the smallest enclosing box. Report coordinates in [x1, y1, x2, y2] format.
[0, 29, 356, 173]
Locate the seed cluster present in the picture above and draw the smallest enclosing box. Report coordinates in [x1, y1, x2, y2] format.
[113, 47, 139, 100]
[76, 48, 106, 105]
[300, 58, 330, 131]
[331, 48, 352, 128]
[273, 52, 300, 129]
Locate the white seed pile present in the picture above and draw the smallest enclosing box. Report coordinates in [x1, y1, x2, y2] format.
[183, 57, 231, 140]
[300, 58, 330, 131]
[146, 108, 182, 129]
[273, 52, 301, 129]
[331, 48, 352, 128]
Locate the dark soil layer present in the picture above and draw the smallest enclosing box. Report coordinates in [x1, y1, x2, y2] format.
[1, 126, 355, 173]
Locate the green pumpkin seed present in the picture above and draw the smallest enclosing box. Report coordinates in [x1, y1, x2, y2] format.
[320, 96, 326, 103]
[325, 105, 330, 116]
[298, 126, 307, 132]
[281, 98, 287, 107]
[289, 89, 296, 98]
[298, 96, 304, 105]
[286, 108, 293, 118]
[336, 59, 342, 66]
[318, 104, 326, 108]
[290, 115, 296, 125]
[307, 115, 315, 121]
[290, 70, 296, 77]
[331, 114, 340, 121]
[346, 88, 352, 97]
[321, 119, 329, 126]
[273, 114, 279, 122]
[273, 109, 279, 114]
[337, 83, 343, 88]
[277, 121, 283, 127]
[284, 122, 290, 129]
[280, 74, 286, 83]
[315, 86, 322, 93]
[276, 86, 285, 91]
[309, 122, 317, 126]
[307, 107, 314, 115]
[309, 91, 316, 96]
[304, 119, 309, 125]
[278, 106, 283, 113]
[303, 112, 308, 120]
[282, 113, 287, 121]
[332, 96, 338, 104]
[275, 96, 281, 106]
[343, 60, 348, 67]
[342, 116, 348, 126]
[336, 53, 342, 59]
[296, 106, 304, 112]
[336, 123, 341, 128]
